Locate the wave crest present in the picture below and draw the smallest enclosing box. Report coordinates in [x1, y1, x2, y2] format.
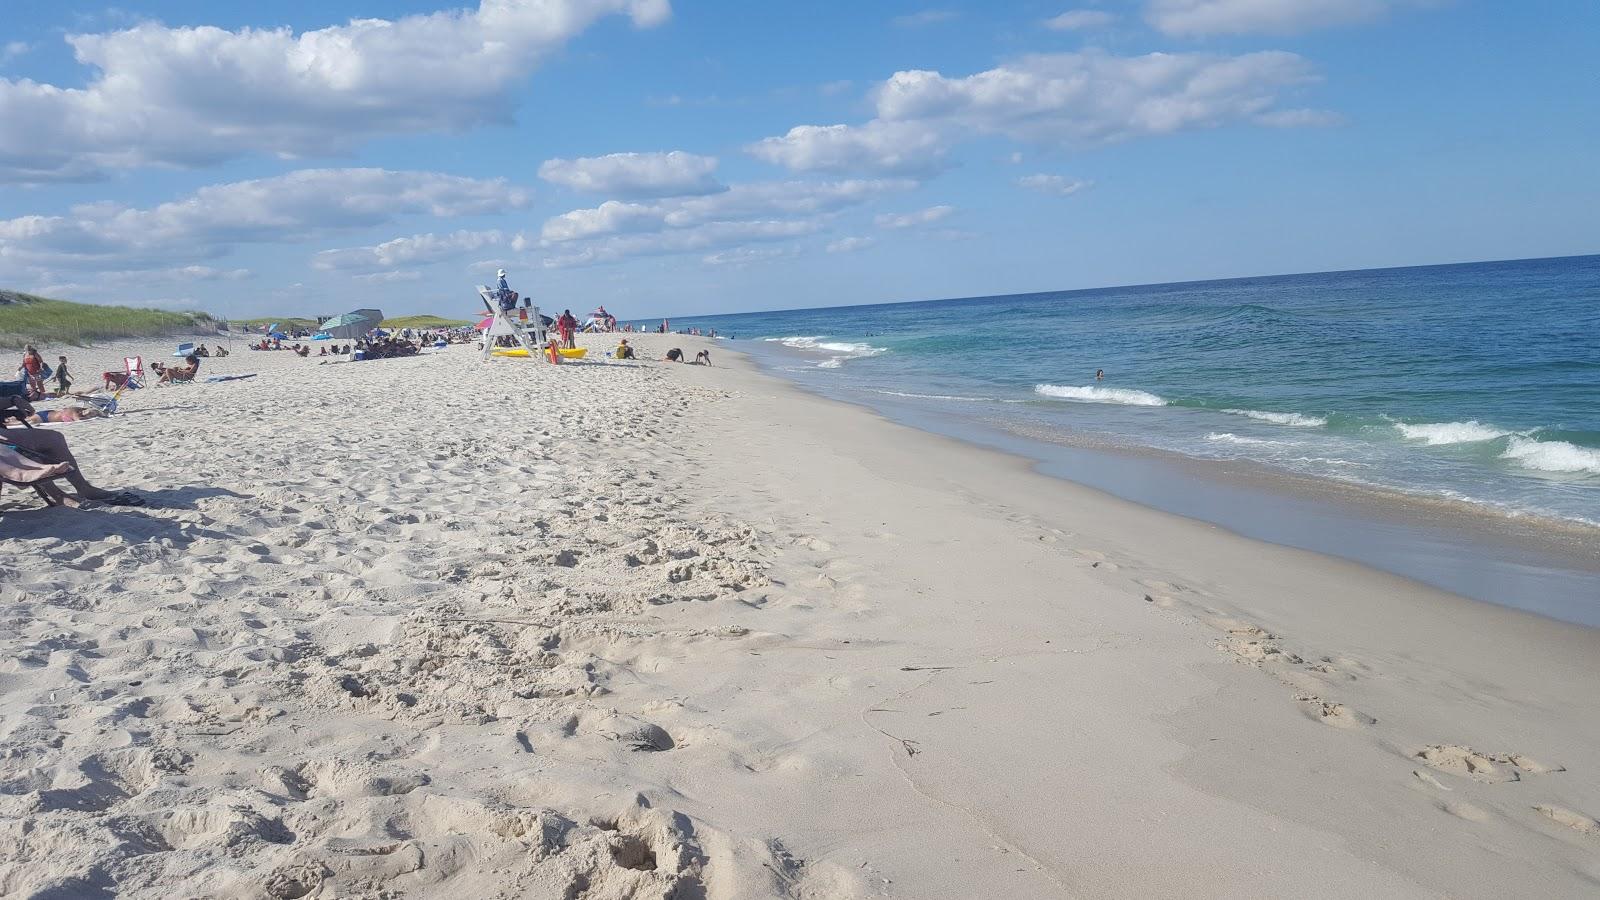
[1034, 384, 1167, 406]
[1501, 437, 1600, 475]
[1222, 408, 1327, 428]
[1392, 420, 1510, 445]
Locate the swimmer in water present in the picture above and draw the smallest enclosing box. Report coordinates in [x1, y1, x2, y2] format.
[1095, 369, 1104, 381]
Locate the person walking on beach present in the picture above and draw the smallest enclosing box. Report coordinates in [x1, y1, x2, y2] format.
[53, 355, 72, 396]
[19, 346, 47, 400]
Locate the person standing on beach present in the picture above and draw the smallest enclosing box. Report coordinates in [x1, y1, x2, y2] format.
[559, 309, 578, 349]
[54, 355, 72, 396]
[19, 346, 47, 400]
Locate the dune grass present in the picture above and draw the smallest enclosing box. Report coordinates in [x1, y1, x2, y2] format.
[0, 290, 219, 349]
[380, 314, 473, 329]
[232, 316, 320, 332]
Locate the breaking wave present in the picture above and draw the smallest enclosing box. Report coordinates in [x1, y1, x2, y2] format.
[1222, 408, 1328, 428]
[1034, 384, 1167, 406]
[1391, 420, 1512, 445]
[1500, 437, 1600, 475]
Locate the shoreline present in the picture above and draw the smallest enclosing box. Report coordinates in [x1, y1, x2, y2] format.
[3, 334, 1597, 898]
[734, 339, 1600, 626]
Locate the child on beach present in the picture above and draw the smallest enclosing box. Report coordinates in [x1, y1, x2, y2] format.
[54, 356, 72, 396]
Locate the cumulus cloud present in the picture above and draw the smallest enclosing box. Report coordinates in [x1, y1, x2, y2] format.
[1044, 10, 1116, 30]
[752, 50, 1323, 176]
[1017, 174, 1093, 196]
[826, 236, 875, 253]
[540, 178, 916, 242]
[874, 51, 1317, 145]
[526, 177, 917, 268]
[745, 121, 948, 176]
[0, 168, 528, 273]
[538, 151, 724, 198]
[0, 0, 671, 183]
[1145, 0, 1401, 36]
[875, 205, 954, 229]
[314, 230, 507, 271]
[541, 219, 823, 269]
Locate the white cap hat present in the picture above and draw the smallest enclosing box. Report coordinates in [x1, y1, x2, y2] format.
[497, 268, 506, 277]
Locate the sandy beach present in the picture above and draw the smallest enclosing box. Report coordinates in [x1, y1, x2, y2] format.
[3, 334, 1598, 899]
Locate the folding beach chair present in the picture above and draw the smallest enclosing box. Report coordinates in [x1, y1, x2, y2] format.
[104, 356, 145, 391]
[0, 441, 78, 507]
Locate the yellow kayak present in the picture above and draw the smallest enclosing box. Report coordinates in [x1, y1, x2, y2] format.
[492, 347, 587, 359]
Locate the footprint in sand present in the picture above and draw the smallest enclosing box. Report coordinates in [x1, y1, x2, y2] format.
[1414, 745, 1564, 783]
[1295, 695, 1375, 728]
[1534, 805, 1599, 836]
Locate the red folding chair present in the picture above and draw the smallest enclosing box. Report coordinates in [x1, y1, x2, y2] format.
[103, 356, 145, 390]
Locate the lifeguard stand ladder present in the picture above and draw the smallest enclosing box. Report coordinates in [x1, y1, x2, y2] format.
[478, 287, 549, 361]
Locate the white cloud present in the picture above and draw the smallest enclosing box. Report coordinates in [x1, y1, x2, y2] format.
[1017, 174, 1093, 196]
[702, 245, 795, 266]
[314, 230, 507, 271]
[538, 151, 724, 198]
[874, 50, 1318, 146]
[893, 9, 959, 27]
[753, 50, 1323, 177]
[875, 205, 954, 229]
[0, 42, 29, 66]
[353, 270, 424, 284]
[541, 178, 916, 242]
[1145, 0, 1401, 36]
[826, 236, 875, 253]
[541, 219, 823, 268]
[1044, 10, 1116, 30]
[746, 121, 948, 176]
[0, 168, 528, 273]
[0, 0, 671, 183]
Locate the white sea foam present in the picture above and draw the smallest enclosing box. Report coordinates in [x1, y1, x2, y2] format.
[1500, 437, 1600, 475]
[1392, 420, 1510, 445]
[1222, 408, 1328, 428]
[1204, 432, 1285, 446]
[1034, 384, 1167, 406]
[871, 389, 1015, 403]
[767, 335, 886, 368]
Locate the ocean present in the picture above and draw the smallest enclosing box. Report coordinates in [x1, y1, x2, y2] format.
[664, 256, 1600, 621]
[676, 255, 1600, 530]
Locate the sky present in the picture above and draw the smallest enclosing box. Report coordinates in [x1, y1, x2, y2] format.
[1, 0, 1596, 322]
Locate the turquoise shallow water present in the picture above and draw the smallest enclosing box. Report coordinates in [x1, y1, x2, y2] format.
[674, 255, 1600, 527]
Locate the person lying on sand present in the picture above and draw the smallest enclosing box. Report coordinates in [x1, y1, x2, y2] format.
[0, 402, 142, 505]
[26, 404, 108, 425]
[664, 348, 684, 363]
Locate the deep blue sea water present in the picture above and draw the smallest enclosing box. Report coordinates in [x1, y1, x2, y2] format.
[673, 255, 1600, 529]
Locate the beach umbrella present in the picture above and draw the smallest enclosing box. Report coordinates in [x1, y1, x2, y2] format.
[476, 316, 494, 330]
[311, 332, 332, 340]
[321, 312, 372, 329]
[269, 331, 288, 339]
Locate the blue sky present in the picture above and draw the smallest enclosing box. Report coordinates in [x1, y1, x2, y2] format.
[1, 1, 1596, 321]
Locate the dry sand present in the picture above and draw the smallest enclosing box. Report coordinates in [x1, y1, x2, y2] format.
[2, 334, 1597, 898]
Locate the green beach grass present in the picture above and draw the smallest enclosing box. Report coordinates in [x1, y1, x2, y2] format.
[380, 315, 473, 329]
[0, 290, 219, 349]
